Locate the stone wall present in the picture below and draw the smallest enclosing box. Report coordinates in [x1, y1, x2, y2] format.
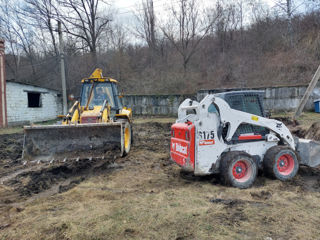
[197, 85, 320, 112]
[6, 82, 62, 125]
[122, 94, 194, 116]
[6, 83, 318, 123]
[264, 86, 319, 111]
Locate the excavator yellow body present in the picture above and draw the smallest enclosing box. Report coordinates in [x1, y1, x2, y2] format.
[23, 69, 132, 162]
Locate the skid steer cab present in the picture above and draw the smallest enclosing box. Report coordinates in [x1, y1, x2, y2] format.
[170, 91, 320, 189]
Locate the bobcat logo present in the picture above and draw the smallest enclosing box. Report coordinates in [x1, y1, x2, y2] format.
[172, 142, 187, 155]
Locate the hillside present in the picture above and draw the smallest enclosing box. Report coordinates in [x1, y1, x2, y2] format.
[4, 8, 320, 95]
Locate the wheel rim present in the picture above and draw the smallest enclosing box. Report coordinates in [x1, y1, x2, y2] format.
[277, 154, 295, 176]
[124, 127, 130, 149]
[232, 160, 252, 183]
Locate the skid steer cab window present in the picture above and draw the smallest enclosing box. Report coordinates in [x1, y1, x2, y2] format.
[208, 103, 218, 113]
[80, 82, 115, 107]
[228, 95, 263, 116]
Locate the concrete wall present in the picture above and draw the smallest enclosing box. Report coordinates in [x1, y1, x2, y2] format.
[263, 86, 318, 111]
[6, 82, 62, 125]
[5, 83, 318, 123]
[197, 85, 320, 112]
[122, 94, 193, 116]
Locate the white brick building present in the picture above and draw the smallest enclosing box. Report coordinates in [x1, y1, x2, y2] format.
[6, 81, 62, 125]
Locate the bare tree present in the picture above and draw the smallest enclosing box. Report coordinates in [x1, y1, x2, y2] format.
[274, 0, 296, 46]
[135, 0, 157, 53]
[214, 1, 247, 52]
[24, 0, 59, 56]
[57, 0, 112, 66]
[109, 24, 129, 81]
[247, 0, 270, 22]
[161, 0, 218, 72]
[0, 0, 38, 79]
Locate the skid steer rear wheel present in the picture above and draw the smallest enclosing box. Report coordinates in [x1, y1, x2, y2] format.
[220, 151, 257, 189]
[263, 146, 299, 181]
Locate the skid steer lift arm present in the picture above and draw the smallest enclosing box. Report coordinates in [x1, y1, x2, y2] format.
[212, 97, 295, 149]
[176, 95, 294, 149]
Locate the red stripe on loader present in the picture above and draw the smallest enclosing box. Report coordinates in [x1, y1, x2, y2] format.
[238, 135, 262, 140]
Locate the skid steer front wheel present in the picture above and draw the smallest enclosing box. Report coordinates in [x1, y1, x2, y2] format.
[220, 151, 257, 189]
[263, 146, 299, 181]
[122, 122, 132, 157]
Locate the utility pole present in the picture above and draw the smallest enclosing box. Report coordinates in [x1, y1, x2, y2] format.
[0, 40, 7, 128]
[58, 21, 68, 115]
[293, 64, 320, 120]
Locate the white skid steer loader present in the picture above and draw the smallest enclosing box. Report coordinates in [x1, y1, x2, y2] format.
[170, 91, 320, 188]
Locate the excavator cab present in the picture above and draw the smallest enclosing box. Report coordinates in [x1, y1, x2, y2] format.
[80, 81, 120, 109]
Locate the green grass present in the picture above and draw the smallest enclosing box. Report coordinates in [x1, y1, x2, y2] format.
[0, 126, 23, 135]
[34, 118, 61, 125]
[0, 118, 61, 135]
[271, 111, 320, 128]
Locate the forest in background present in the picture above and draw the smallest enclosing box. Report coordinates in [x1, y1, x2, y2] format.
[1, 0, 320, 95]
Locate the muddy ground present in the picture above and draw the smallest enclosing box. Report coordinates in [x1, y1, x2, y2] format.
[1, 117, 320, 239]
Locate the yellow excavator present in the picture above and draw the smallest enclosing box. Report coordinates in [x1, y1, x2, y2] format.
[22, 69, 132, 161]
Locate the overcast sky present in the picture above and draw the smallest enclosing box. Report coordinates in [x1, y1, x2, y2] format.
[112, 0, 277, 13]
[108, 0, 307, 44]
[110, 0, 278, 26]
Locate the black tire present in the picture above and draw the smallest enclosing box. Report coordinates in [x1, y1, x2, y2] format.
[220, 151, 258, 189]
[122, 122, 131, 157]
[123, 122, 132, 156]
[263, 146, 299, 181]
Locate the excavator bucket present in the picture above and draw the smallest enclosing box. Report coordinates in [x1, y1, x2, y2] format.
[22, 122, 125, 162]
[297, 138, 320, 167]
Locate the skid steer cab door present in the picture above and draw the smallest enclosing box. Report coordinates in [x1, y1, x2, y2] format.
[170, 122, 195, 171]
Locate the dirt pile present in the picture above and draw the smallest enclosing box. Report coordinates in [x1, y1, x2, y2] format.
[274, 116, 320, 140]
[304, 122, 320, 141]
[274, 116, 299, 127]
[0, 133, 23, 161]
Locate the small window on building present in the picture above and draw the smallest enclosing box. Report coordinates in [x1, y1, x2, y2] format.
[28, 92, 41, 108]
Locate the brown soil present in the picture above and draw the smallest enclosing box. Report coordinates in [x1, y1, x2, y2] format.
[275, 116, 320, 141]
[1, 119, 320, 239]
[304, 122, 320, 141]
[0, 133, 23, 169]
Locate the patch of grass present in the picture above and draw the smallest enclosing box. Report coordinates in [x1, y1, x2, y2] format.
[134, 116, 176, 124]
[0, 118, 61, 135]
[0, 126, 23, 135]
[3, 164, 320, 240]
[272, 111, 320, 128]
[34, 118, 61, 125]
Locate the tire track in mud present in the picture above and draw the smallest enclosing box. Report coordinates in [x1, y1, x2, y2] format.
[1, 157, 121, 204]
[1, 120, 320, 208]
[0, 121, 172, 207]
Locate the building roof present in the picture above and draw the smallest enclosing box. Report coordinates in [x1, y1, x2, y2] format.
[6, 79, 61, 93]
